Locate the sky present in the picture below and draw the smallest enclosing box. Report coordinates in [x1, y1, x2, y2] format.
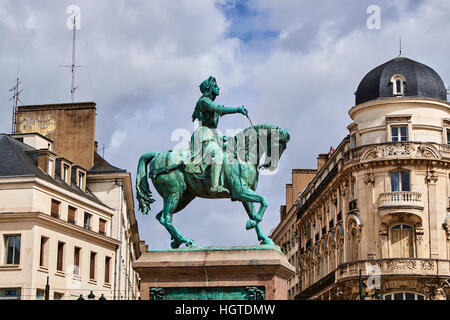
[1, 0, 449, 249]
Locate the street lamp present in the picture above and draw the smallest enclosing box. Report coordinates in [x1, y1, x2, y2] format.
[99, 294, 107, 300]
[77, 294, 85, 300]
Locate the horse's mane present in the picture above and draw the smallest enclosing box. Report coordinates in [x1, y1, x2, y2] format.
[231, 124, 290, 163]
[235, 124, 290, 144]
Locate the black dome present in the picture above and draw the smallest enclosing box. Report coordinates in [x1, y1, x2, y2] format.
[355, 56, 447, 105]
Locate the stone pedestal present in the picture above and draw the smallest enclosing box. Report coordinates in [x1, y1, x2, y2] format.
[133, 245, 295, 300]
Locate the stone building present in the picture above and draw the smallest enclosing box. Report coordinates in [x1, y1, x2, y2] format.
[272, 56, 450, 300]
[0, 102, 141, 300]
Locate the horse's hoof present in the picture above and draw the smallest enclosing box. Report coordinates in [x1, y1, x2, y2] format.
[171, 240, 181, 249]
[262, 238, 275, 246]
[246, 219, 257, 230]
[185, 239, 196, 247]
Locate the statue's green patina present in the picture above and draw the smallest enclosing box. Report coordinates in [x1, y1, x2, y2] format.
[136, 77, 290, 249]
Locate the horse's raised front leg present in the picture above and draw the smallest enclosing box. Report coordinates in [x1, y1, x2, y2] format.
[160, 194, 196, 249]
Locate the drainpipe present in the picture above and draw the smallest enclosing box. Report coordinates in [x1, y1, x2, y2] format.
[113, 179, 124, 300]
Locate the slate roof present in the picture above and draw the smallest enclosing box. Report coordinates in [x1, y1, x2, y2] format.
[88, 152, 126, 174]
[0, 134, 109, 208]
[355, 56, 447, 105]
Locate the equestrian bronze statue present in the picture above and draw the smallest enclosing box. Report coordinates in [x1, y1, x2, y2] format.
[136, 77, 290, 249]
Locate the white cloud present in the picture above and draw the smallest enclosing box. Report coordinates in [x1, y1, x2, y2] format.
[1, 0, 448, 249]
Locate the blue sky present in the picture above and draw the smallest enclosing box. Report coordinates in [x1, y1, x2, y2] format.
[0, 0, 449, 249]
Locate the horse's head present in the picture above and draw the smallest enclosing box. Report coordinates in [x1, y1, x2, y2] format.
[234, 124, 290, 170]
[262, 126, 290, 170]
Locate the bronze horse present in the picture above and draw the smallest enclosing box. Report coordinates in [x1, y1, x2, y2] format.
[136, 124, 290, 248]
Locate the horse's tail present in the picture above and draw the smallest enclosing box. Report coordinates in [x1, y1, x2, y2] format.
[136, 152, 158, 214]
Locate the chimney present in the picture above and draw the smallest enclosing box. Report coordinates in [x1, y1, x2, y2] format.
[94, 141, 98, 153]
[285, 184, 293, 211]
[317, 154, 329, 171]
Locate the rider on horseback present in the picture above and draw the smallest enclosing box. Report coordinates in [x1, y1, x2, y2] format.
[191, 76, 248, 194]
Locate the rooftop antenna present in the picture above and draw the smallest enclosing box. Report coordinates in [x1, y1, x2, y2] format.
[8, 67, 23, 133]
[101, 143, 108, 158]
[399, 37, 402, 56]
[59, 14, 83, 102]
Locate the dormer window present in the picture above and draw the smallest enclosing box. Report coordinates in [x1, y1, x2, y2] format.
[78, 171, 85, 189]
[391, 74, 406, 96]
[48, 157, 54, 176]
[63, 164, 70, 183]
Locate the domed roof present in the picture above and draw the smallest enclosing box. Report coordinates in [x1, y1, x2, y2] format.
[355, 56, 447, 105]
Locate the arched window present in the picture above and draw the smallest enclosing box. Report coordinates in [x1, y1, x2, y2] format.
[391, 74, 406, 96]
[391, 224, 414, 258]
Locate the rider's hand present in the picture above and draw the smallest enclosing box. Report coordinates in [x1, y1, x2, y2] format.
[239, 105, 248, 116]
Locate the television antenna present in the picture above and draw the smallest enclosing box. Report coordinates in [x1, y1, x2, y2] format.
[59, 14, 84, 102]
[9, 71, 23, 133]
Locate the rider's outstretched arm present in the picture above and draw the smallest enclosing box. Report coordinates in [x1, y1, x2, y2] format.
[204, 100, 245, 115]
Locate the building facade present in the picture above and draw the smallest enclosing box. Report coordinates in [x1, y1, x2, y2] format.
[0, 102, 141, 300]
[272, 56, 450, 300]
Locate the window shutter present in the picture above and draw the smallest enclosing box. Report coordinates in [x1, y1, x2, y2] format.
[51, 200, 60, 217]
[68, 207, 76, 224]
[99, 219, 106, 235]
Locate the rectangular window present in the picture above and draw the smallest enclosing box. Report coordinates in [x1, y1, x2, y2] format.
[54, 292, 64, 300]
[105, 256, 111, 284]
[391, 171, 410, 192]
[395, 80, 402, 94]
[74, 247, 81, 276]
[63, 164, 69, 183]
[36, 289, 45, 300]
[78, 172, 84, 189]
[84, 213, 92, 231]
[51, 199, 60, 218]
[4, 235, 21, 265]
[447, 128, 450, 145]
[391, 126, 408, 142]
[90, 252, 96, 280]
[68, 206, 76, 224]
[0, 288, 21, 300]
[99, 219, 106, 236]
[39, 236, 49, 268]
[48, 158, 53, 176]
[56, 242, 65, 272]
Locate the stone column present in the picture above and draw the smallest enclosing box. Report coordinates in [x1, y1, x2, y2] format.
[426, 169, 439, 259]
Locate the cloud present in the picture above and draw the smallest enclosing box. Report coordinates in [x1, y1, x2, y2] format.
[0, 0, 449, 250]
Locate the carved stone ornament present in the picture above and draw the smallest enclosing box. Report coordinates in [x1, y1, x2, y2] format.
[244, 287, 265, 300]
[149, 287, 166, 300]
[426, 169, 438, 185]
[415, 227, 424, 246]
[385, 259, 416, 270]
[365, 172, 375, 185]
[362, 143, 441, 162]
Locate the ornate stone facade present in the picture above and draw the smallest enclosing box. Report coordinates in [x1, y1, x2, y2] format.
[272, 57, 450, 300]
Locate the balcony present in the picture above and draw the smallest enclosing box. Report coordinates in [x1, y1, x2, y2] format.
[379, 192, 423, 209]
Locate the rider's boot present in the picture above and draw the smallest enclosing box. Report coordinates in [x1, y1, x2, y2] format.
[210, 161, 229, 194]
